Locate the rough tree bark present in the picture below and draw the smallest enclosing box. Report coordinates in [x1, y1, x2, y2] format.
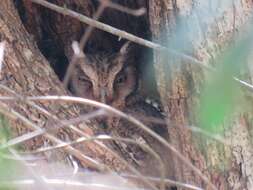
[0, 0, 127, 172]
[2, 0, 253, 189]
[149, 0, 253, 189]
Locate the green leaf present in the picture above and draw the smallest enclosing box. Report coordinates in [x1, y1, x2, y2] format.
[0, 115, 17, 190]
[199, 35, 253, 133]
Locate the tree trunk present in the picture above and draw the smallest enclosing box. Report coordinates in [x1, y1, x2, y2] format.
[149, 0, 253, 189]
[2, 0, 253, 189]
[0, 0, 126, 172]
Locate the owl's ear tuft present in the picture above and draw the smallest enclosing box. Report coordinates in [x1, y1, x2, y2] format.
[72, 41, 85, 58]
[120, 41, 132, 55]
[118, 41, 137, 66]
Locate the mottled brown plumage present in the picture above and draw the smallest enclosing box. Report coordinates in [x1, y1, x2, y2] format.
[69, 42, 137, 110]
[111, 99, 173, 179]
[69, 43, 173, 187]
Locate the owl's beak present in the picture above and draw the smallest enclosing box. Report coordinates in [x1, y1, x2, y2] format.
[100, 88, 106, 103]
[100, 88, 113, 104]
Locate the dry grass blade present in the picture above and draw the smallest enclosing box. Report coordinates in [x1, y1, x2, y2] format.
[29, 0, 210, 70]
[0, 101, 105, 171]
[136, 115, 230, 145]
[0, 82, 229, 149]
[18, 132, 205, 190]
[0, 153, 44, 161]
[188, 125, 230, 145]
[22, 135, 165, 190]
[8, 148, 53, 190]
[0, 41, 5, 74]
[0, 179, 142, 190]
[0, 85, 158, 190]
[0, 95, 217, 190]
[1, 160, 141, 190]
[0, 110, 103, 149]
[123, 174, 204, 190]
[234, 77, 253, 92]
[63, 0, 146, 87]
[63, 2, 107, 87]
[98, 0, 146, 16]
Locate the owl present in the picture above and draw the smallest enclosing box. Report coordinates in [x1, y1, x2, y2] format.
[69, 42, 137, 110]
[69, 42, 173, 187]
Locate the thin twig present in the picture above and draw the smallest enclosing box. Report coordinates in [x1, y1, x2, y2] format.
[0, 82, 229, 147]
[98, 0, 146, 16]
[0, 101, 105, 171]
[0, 85, 157, 190]
[134, 113, 230, 145]
[0, 179, 142, 190]
[63, 0, 146, 87]
[234, 77, 253, 92]
[29, 0, 211, 70]
[0, 95, 217, 190]
[0, 102, 158, 190]
[22, 135, 165, 190]
[0, 153, 44, 161]
[2, 110, 160, 189]
[63, 1, 108, 87]
[8, 148, 53, 190]
[0, 41, 5, 74]
[122, 173, 203, 190]
[188, 125, 230, 145]
[0, 110, 103, 149]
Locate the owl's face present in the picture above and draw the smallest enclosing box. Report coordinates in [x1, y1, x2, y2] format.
[69, 43, 137, 108]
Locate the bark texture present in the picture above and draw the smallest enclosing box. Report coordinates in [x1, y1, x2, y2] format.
[0, 0, 126, 172]
[149, 0, 253, 189]
[3, 0, 253, 189]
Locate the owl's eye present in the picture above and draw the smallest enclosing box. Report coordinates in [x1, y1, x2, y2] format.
[78, 75, 90, 82]
[78, 75, 92, 88]
[115, 72, 127, 84]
